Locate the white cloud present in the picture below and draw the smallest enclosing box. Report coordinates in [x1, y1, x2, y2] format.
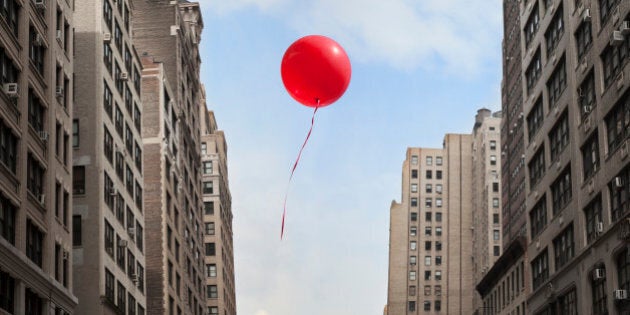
[255, 311, 269, 315]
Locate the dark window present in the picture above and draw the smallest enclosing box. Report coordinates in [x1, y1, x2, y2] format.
[530, 195, 547, 238]
[72, 215, 81, 246]
[544, 6, 563, 55]
[605, 91, 630, 153]
[575, 21, 592, 60]
[114, 105, 123, 136]
[104, 126, 113, 163]
[125, 123, 133, 154]
[104, 172, 115, 210]
[103, 44, 112, 74]
[135, 181, 142, 210]
[528, 97, 544, 141]
[136, 221, 143, 253]
[426, 170, 432, 179]
[601, 41, 629, 88]
[0, 0, 19, 36]
[105, 219, 114, 258]
[105, 268, 115, 303]
[531, 249, 549, 290]
[205, 243, 215, 256]
[547, 56, 567, 107]
[103, 0, 113, 29]
[24, 288, 43, 315]
[103, 81, 113, 118]
[116, 235, 124, 269]
[128, 294, 136, 315]
[558, 287, 577, 315]
[134, 104, 141, 132]
[553, 224, 574, 268]
[73, 166, 85, 195]
[28, 89, 45, 132]
[117, 282, 126, 312]
[411, 169, 418, 178]
[524, 3, 540, 47]
[411, 198, 418, 207]
[551, 167, 572, 215]
[549, 113, 569, 160]
[424, 301, 431, 311]
[582, 132, 600, 179]
[411, 212, 417, 221]
[584, 195, 603, 244]
[0, 270, 15, 313]
[591, 265, 608, 315]
[137, 263, 145, 293]
[579, 71, 596, 119]
[0, 47, 19, 87]
[493, 182, 499, 192]
[126, 166, 133, 196]
[526, 50, 542, 93]
[114, 21, 122, 51]
[436, 170, 442, 179]
[127, 250, 135, 278]
[115, 63, 123, 93]
[0, 196, 16, 245]
[408, 301, 416, 312]
[494, 246, 500, 256]
[203, 161, 212, 174]
[29, 27, 46, 74]
[618, 249, 630, 292]
[27, 153, 45, 198]
[203, 181, 213, 194]
[599, 0, 620, 25]
[26, 220, 44, 267]
[204, 201, 214, 215]
[610, 167, 630, 221]
[207, 285, 218, 299]
[529, 148, 545, 187]
[0, 120, 17, 173]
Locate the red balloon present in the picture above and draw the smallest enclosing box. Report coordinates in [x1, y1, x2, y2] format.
[281, 35, 351, 108]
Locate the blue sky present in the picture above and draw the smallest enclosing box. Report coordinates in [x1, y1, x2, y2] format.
[198, 1, 503, 314]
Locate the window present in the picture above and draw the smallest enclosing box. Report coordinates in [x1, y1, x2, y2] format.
[28, 89, 45, 132]
[531, 249, 549, 290]
[425, 212, 432, 222]
[489, 140, 496, 150]
[524, 3, 540, 47]
[494, 246, 500, 256]
[544, 6, 564, 55]
[73, 215, 81, 246]
[425, 241, 431, 251]
[493, 213, 499, 224]
[527, 97, 544, 141]
[436, 170, 442, 179]
[436, 156, 443, 165]
[204, 201, 214, 215]
[436, 184, 442, 194]
[599, 0, 620, 25]
[0, 121, 17, 173]
[117, 282, 126, 312]
[409, 271, 416, 281]
[411, 198, 418, 207]
[114, 21, 122, 51]
[0, 195, 16, 245]
[436, 212, 442, 222]
[409, 285, 416, 296]
[425, 227, 431, 236]
[410, 226, 417, 236]
[103, 0, 113, 29]
[618, 249, 630, 294]
[0, 0, 18, 36]
[529, 148, 545, 187]
[435, 198, 442, 207]
[411, 184, 417, 193]
[411, 169, 418, 179]
[610, 167, 630, 221]
[606, 91, 630, 154]
[205, 222, 215, 235]
[493, 230, 500, 240]
[602, 41, 629, 88]
[436, 227, 442, 236]
[136, 222, 143, 253]
[411, 155, 418, 165]
[104, 126, 113, 163]
[103, 82, 113, 118]
[530, 196, 547, 238]
[424, 285, 431, 296]
[426, 156, 433, 166]
[435, 300, 442, 311]
[575, 21, 592, 60]
[103, 43, 112, 74]
[551, 167, 572, 215]
[410, 241, 417, 251]
[203, 181, 213, 194]
[426, 170, 432, 179]
[526, 49, 542, 93]
[425, 198, 432, 208]
[578, 71, 596, 122]
[137, 263, 145, 293]
[203, 161, 212, 174]
[435, 270, 442, 280]
[424, 270, 431, 280]
[493, 198, 499, 208]
[493, 182, 499, 192]
[27, 154, 45, 199]
[125, 123, 133, 154]
[582, 132, 599, 179]
[135, 181, 142, 210]
[105, 219, 114, 257]
[553, 224, 574, 269]
[128, 294, 136, 315]
[436, 256, 442, 265]
[490, 155, 497, 165]
[426, 184, 432, 193]
[205, 243, 215, 256]
[549, 113, 569, 160]
[116, 235, 124, 269]
[0, 270, 15, 313]
[73, 166, 85, 195]
[208, 307, 218, 315]
[29, 27, 46, 74]
[547, 56, 567, 107]
[425, 256, 431, 266]
[424, 301, 431, 311]
[127, 250, 135, 278]
[558, 287, 577, 315]
[26, 220, 44, 267]
[584, 196, 603, 244]
[591, 264, 608, 315]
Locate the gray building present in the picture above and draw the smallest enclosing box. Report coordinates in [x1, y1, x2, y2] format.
[72, 0, 147, 314]
[0, 0, 77, 314]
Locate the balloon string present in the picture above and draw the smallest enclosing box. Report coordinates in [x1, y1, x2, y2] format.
[281, 105, 319, 240]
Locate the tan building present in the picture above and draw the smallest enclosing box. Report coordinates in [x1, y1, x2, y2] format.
[72, 0, 147, 314]
[514, 0, 630, 314]
[200, 109, 236, 315]
[388, 135, 474, 314]
[471, 109, 503, 313]
[134, 1, 207, 314]
[0, 0, 77, 314]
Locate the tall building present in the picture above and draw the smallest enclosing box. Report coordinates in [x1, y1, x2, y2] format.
[72, 0, 147, 314]
[0, 0, 77, 314]
[387, 110, 503, 314]
[200, 109, 236, 315]
[517, 0, 629, 314]
[473, 1, 530, 314]
[471, 109, 503, 313]
[134, 2, 207, 314]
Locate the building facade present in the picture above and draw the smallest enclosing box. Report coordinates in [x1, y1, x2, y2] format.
[390, 127, 496, 314]
[471, 109, 503, 313]
[201, 109, 236, 315]
[0, 0, 77, 314]
[72, 0, 147, 314]
[518, 0, 630, 314]
[134, 1, 207, 314]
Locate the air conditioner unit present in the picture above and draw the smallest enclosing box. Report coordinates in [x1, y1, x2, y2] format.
[56, 30, 63, 41]
[127, 227, 136, 236]
[3, 83, 18, 98]
[63, 251, 69, 260]
[615, 289, 628, 300]
[118, 240, 128, 248]
[110, 188, 117, 196]
[119, 72, 129, 81]
[55, 86, 64, 97]
[582, 8, 591, 22]
[583, 105, 592, 114]
[33, 0, 46, 10]
[38, 131, 48, 141]
[38, 193, 45, 205]
[103, 33, 111, 43]
[34, 33, 45, 47]
[611, 31, 624, 46]
[593, 268, 605, 280]
[596, 222, 604, 234]
[131, 273, 139, 283]
[621, 21, 630, 35]
[615, 176, 624, 189]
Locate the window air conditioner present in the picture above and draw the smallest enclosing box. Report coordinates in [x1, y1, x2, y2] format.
[593, 268, 605, 280]
[55, 86, 64, 97]
[56, 30, 63, 41]
[582, 9, 591, 22]
[596, 222, 604, 234]
[118, 240, 128, 248]
[615, 289, 628, 300]
[621, 21, 630, 35]
[611, 31, 624, 46]
[38, 131, 48, 141]
[3, 83, 18, 98]
[119, 72, 129, 81]
[103, 33, 111, 43]
[33, 0, 46, 10]
[615, 176, 624, 189]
